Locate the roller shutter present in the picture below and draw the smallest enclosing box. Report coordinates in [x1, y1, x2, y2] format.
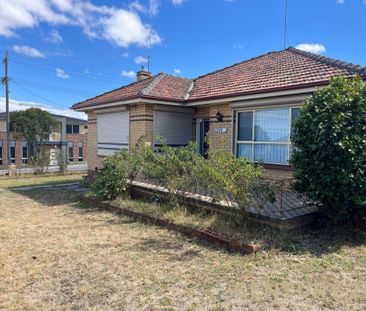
[97, 111, 129, 156]
[153, 110, 193, 147]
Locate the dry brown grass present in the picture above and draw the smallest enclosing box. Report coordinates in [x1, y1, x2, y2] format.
[0, 174, 84, 189]
[0, 188, 366, 310]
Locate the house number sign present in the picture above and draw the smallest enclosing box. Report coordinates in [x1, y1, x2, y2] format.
[214, 128, 228, 133]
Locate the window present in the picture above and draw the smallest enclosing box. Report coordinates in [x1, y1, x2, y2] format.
[66, 124, 80, 134]
[78, 142, 83, 161]
[66, 124, 72, 134]
[73, 125, 80, 134]
[22, 141, 28, 164]
[236, 107, 301, 165]
[68, 142, 74, 162]
[10, 141, 16, 164]
[0, 141, 3, 166]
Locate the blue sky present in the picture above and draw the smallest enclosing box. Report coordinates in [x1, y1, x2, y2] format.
[0, 0, 365, 111]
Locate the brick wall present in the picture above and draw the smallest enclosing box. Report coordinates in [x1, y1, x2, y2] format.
[129, 103, 154, 148]
[86, 111, 104, 172]
[66, 133, 88, 162]
[208, 103, 232, 152]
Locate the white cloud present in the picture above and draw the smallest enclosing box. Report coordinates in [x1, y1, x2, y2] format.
[135, 55, 148, 64]
[336, 0, 345, 4]
[48, 29, 63, 43]
[295, 43, 326, 54]
[129, 0, 160, 16]
[103, 9, 160, 47]
[173, 68, 181, 75]
[121, 70, 136, 79]
[122, 52, 129, 58]
[0, 97, 87, 120]
[12, 45, 45, 58]
[56, 68, 69, 79]
[171, 0, 186, 5]
[0, 1, 160, 48]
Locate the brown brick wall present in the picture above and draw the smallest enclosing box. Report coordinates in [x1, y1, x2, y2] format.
[129, 103, 154, 148]
[66, 133, 88, 162]
[86, 111, 104, 172]
[208, 103, 232, 152]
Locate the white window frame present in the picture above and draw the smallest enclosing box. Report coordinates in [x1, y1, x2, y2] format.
[21, 141, 28, 164]
[78, 142, 83, 161]
[234, 105, 302, 165]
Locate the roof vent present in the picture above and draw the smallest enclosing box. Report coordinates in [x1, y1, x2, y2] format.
[136, 66, 152, 82]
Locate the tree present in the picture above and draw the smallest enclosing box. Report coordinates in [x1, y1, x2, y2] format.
[290, 76, 366, 223]
[11, 108, 58, 168]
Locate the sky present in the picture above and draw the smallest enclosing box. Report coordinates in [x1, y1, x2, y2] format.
[0, 0, 365, 113]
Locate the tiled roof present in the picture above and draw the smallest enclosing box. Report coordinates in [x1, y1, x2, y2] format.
[73, 47, 366, 109]
[73, 73, 192, 109]
[188, 47, 366, 101]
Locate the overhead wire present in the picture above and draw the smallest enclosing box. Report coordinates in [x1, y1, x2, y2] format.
[8, 51, 132, 84]
[11, 80, 72, 109]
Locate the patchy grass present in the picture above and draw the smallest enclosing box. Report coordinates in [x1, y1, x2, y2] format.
[112, 196, 287, 247]
[1, 189, 366, 310]
[0, 174, 84, 189]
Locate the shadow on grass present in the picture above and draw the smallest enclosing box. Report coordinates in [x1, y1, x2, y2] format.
[12, 188, 366, 258]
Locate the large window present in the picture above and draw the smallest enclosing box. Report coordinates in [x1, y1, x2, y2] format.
[68, 142, 74, 162]
[78, 142, 83, 161]
[22, 141, 28, 164]
[10, 141, 16, 164]
[66, 124, 80, 134]
[0, 140, 3, 166]
[236, 107, 301, 165]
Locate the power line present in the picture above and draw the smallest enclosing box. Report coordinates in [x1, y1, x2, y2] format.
[8, 51, 133, 83]
[11, 59, 128, 84]
[11, 77, 96, 96]
[11, 81, 72, 109]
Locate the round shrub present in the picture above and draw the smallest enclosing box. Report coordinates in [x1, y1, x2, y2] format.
[291, 76, 366, 223]
[92, 151, 129, 200]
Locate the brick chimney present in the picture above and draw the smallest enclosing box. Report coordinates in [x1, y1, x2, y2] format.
[136, 66, 152, 82]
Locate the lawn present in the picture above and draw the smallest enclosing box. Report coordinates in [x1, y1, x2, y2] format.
[0, 188, 365, 310]
[0, 174, 84, 189]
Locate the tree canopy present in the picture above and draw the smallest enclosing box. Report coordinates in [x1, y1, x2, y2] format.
[10, 108, 58, 154]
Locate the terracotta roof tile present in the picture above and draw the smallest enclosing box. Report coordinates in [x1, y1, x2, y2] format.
[73, 47, 366, 109]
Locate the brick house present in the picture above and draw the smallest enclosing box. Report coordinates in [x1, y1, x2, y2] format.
[72, 47, 366, 180]
[0, 112, 88, 168]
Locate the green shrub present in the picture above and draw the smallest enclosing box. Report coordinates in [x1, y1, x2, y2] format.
[91, 137, 275, 216]
[91, 151, 129, 200]
[291, 76, 366, 224]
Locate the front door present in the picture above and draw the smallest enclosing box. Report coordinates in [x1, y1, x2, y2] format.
[196, 119, 210, 158]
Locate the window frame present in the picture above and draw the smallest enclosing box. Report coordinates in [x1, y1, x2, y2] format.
[68, 142, 74, 162]
[0, 140, 3, 166]
[21, 141, 28, 165]
[78, 142, 83, 161]
[10, 141, 16, 164]
[234, 105, 302, 165]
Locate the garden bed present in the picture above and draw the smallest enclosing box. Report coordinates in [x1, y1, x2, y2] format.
[82, 194, 262, 254]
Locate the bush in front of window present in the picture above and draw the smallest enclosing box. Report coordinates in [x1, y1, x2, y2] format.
[291, 76, 366, 225]
[92, 151, 130, 200]
[91, 138, 275, 216]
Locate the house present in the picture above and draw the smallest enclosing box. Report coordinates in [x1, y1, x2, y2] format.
[72, 47, 366, 180]
[0, 112, 88, 167]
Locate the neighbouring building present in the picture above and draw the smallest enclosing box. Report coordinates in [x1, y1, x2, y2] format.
[72, 47, 366, 180]
[0, 112, 88, 168]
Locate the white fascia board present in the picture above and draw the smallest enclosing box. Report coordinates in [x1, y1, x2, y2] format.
[186, 86, 323, 107]
[74, 98, 185, 112]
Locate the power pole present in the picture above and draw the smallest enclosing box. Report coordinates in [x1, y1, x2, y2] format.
[2, 51, 10, 166]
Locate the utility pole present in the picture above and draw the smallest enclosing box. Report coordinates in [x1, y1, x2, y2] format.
[2, 51, 10, 166]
